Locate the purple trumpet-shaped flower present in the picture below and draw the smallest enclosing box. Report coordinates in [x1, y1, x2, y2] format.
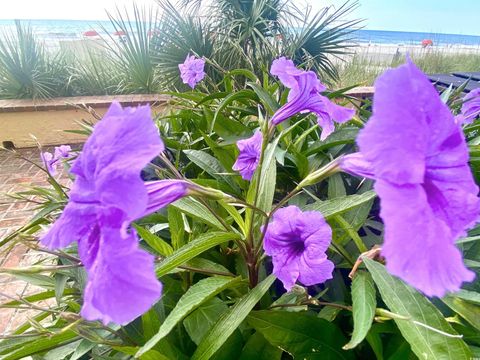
[341, 60, 479, 297]
[456, 88, 480, 125]
[40, 102, 189, 325]
[41, 145, 73, 175]
[178, 54, 206, 89]
[263, 206, 334, 291]
[232, 130, 263, 181]
[270, 57, 354, 140]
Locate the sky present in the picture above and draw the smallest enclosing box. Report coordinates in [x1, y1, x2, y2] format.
[0, 0, 480, 36]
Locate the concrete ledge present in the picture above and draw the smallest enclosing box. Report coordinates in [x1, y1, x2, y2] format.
[0, 95, 170, 148]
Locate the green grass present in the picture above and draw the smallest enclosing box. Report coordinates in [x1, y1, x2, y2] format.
[335, 49, 480, 88]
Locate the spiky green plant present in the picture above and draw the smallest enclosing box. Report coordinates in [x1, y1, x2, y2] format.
[100, 4, 160, 93]
[152, 0, 360, 90]
[0, 21, 71, 99]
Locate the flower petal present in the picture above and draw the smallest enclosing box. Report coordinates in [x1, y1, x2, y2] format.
[144, 179, 189, 215]
[377, 180, 475, 297]
[71, 102, 164, 182]
[357, 60, 432, 185]
[81, 227, 162, 325]
[40, 202, 97, 249]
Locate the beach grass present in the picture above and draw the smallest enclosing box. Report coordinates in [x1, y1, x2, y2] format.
[335, 49, 480, 88]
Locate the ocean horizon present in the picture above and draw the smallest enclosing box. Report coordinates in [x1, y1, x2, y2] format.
[0, 19, 480, 48]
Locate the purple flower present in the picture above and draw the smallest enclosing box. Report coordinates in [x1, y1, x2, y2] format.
[41, 145, 73, 175]
[263, 206, 334, 291]
[178, 54, 206, 89]
[41, 151, 56, 174]
[341, 60, 479, 297]
[270, 57, 354, 140]
[40, 102, 188, 324]
[456, 88, 480, 125]
[144, 179, 190, 214]
[232, 130, 262, 181]
[54, 145, 72, 159]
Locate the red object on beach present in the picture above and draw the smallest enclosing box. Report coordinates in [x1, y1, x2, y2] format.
[422, 39, 433, 48]
[114, 30, 126, 36]
[83, 30, 99, 37]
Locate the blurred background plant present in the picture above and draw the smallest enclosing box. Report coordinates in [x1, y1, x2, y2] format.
[0, 1, 361, 99]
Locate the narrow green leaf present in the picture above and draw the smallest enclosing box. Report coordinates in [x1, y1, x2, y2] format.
[168, 206, 186, 249]
[247, 82, 279, 115]
[184, 298, 229, 345]
[137, 276, 241, 356]
[304, 191, 376, 219]
[184, 149, 240, 194]
[442, 296, 480, 331]
[133, 224, 173, 256]
[343, 271, 376, 350]
[2, 331, 78, 360]
[115, 346, 170, 360]
[155, 232, 241, 277]
[1, 289, 77, 307]
[304, 127, 359, 156]
[172, 197, 224, 229]
[363, 258, 471, 360]
[248, 311, 354, 359]
[191, 275, 275, 360]
[54, 273, 68, 305]
[239, 332, 282, 360]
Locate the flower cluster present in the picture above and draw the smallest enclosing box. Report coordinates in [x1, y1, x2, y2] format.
[40, 54, 480, 329]
[341, 60, 479, 297]
[41, 145, 73, 175]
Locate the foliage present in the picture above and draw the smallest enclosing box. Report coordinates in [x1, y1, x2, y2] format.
[151, 0, 360, 89]
[1, 64, 480, 360]
[336, 49, 480, 88]
[0, 20, 72, 99]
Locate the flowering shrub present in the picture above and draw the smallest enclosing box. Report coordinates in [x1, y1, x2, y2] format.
[1, 57, 480, 360]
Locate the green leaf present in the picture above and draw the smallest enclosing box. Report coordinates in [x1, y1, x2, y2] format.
[54, 273, 68, 305]
[247, 82, 279, 115]
[212, 89, 258, 132]
[1, 289, 78, 307]
[304, 191, 376, 219]
[134, 224, 173, 256]
[454, 289, 480, 305]
[2, 331, 78, 360]
[343, 271, 376, 350]
[239, 332, 282, 360]
[442, 296, 480, 331]
[184, 298, 229, 345]
[114, 346, 170, 360]
[248, 311, 354, 359]
[168, 206, 186, 249]
[172, 197, 224, 230]
[184, 149, 240, 194]
[156, 232, 241, 277]
[304, 127, 359, 156]
[191, 275, 275, 360]
[363, 258, 471, 360]
[138, 276, 241, 356]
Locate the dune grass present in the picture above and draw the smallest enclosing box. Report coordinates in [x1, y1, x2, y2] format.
[335, 49, 480, 88]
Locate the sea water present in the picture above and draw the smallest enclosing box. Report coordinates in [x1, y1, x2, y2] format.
[0, 19, 480, 49]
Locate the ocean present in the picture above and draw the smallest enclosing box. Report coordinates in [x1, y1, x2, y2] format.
[0, 19, 480, 48]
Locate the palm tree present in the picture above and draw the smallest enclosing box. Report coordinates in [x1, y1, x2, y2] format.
[152, 0, 361, 90]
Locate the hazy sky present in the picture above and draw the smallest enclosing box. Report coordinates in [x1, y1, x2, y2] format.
[1, 0, 480, 36]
